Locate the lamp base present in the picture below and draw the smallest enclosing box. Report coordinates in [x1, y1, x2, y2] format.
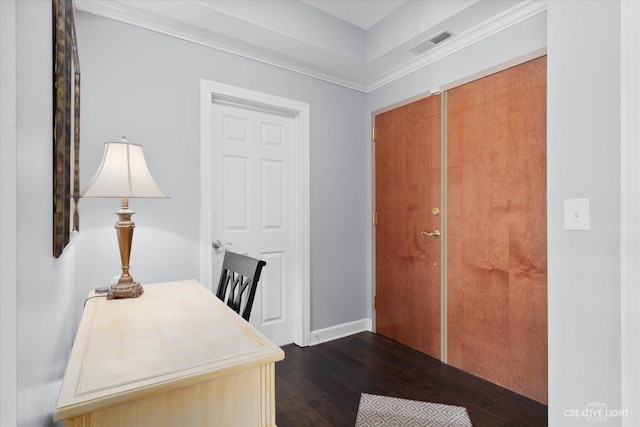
[107, 277, 144, 300]
[106, 198, 144, 300]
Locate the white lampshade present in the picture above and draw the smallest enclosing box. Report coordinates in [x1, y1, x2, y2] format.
[81, 141, 167, 199]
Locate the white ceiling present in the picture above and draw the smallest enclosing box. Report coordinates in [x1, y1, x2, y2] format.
[301, 0, 407, 30]
[74, 0, 547, 92]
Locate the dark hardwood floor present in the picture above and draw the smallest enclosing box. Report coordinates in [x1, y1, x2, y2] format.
[275, 332, 547, 426]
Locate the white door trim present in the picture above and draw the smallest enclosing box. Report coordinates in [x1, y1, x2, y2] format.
[199, 79, 311, 347]
[621, 0, 640, 424]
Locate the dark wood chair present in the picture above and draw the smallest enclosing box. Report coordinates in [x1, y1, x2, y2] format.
[215, 251, 266, 321]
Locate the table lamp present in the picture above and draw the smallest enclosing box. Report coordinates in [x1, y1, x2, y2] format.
[81, 138, 167, 300]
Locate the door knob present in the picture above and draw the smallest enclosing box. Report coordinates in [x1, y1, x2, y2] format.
[212, 240, 231, 249]
[421, 230, 441, 238]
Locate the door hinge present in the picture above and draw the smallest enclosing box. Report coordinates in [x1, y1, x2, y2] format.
[373, 211, 377, 226]
[374, 296, 376, 309]
[372, 127, 376, 142]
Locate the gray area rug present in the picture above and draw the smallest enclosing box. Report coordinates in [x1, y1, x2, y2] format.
[355, 393, 473, 427]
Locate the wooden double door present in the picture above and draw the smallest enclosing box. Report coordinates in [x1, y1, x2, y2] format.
[374, 56, 547, 403]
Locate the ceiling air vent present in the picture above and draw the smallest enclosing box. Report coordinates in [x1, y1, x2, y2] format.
[409, 30, 455, 55]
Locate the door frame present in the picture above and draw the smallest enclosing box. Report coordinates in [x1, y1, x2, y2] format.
[200, 79, 311, 347]
[621, 0, 640, 423]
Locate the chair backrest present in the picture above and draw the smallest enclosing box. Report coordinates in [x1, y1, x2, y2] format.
[215, 251, 266, 321]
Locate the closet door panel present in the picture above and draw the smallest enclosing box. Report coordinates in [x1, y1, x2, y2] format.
[375, 95, 442, 358]
[446, 56, 547, 403]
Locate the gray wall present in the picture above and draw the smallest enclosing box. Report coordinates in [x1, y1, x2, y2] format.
[75, 11, 369, 332]
[547, 1, 621, 424]
[0, 0, 18, 425]
[13, 1, 79, 426]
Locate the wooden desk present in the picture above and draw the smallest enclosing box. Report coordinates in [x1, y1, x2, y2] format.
[53, 279, 284, 426]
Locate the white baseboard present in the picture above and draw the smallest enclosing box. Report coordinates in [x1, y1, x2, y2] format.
[308, 318, 372, 346]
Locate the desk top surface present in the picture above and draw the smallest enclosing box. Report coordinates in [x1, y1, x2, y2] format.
[54, 279, 284, 421]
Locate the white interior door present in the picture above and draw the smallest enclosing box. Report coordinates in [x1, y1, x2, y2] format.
[209, 101, 296, 345]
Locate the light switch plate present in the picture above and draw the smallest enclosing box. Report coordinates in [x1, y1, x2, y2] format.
[564, 198, 590, 230]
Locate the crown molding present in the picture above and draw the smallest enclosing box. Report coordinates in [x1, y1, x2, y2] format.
[75, 0, 370, 91]
[75, 0, 547, 93]
[366, 0, 547, 91]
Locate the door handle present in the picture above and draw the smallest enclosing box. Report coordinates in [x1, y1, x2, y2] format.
[421, 230, 441, 238]
[212, 240, 231, 249]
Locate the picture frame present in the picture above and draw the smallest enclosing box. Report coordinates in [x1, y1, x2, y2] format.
[53, 0, 80, 258]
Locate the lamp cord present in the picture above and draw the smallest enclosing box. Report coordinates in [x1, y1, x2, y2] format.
[84, 294, 107, 307]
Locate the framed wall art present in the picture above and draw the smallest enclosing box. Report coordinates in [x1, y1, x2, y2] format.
[53, 0, 80, 258]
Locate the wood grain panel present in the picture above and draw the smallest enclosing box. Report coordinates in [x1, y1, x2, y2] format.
[446, 56, 547, 403]
[375, 95, 442, 358]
